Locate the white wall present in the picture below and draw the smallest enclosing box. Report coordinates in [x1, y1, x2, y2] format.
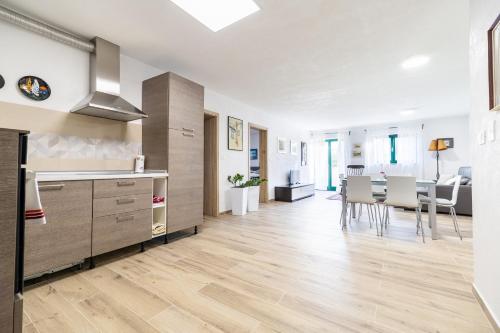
[324, 115, 470, 180]
[205, 90, 311, 212]
[422, 115, 470, 179]
[0, 20, 163, 113]
[0, 20, 311, 214]
[469, 0, 500, 325]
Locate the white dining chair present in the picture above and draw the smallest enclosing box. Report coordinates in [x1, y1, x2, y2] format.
[342, 176, 381, 235]
[419, 175, 462, 240]
[383, 176, 425, 242]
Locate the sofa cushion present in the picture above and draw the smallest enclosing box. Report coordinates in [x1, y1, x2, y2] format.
[460, 176, 471, 185]
[458, 166, 471, 179]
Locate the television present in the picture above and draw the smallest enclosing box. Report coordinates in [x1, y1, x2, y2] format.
[289, 169, 300, 185]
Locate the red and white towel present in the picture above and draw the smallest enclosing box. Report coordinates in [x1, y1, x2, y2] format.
[25, 171, 46, 224]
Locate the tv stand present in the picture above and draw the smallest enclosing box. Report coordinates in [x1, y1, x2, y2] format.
[275, 183, 314, 202]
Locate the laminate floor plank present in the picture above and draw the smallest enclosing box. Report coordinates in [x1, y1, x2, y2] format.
[22, 192, 493, 333]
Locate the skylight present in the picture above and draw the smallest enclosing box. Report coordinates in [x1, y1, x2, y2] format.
[170, 0, 260, 32]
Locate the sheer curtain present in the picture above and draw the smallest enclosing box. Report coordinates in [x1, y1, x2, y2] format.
[312, 135, 329, 190]
[364, 125, 423, 177]
[311, 132, 350, 190]
[337, 131, 351, 178]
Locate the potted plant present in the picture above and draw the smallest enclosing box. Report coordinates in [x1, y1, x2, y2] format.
[245, 178, 267, 212]
[227, 173, 248, 215]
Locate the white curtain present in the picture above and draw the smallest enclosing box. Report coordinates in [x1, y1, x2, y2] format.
[311, 131, 350, 190]
[365, 125, 423, 177]
[337, 131, 351, 178]
[312, 135, 329, 190]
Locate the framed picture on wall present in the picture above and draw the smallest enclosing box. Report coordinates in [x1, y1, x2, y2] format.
[228, 116, 243, 151]
[277, 137, 287, 153]
[352, 143, 362, 157]
[290, 141, 298, 155]
[488, 13, 500, 111]
[301, 141, 307, 166]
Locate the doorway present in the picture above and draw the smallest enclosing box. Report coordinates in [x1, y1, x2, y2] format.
[248, 124, 269, 203]
[204, 110, 219, 217]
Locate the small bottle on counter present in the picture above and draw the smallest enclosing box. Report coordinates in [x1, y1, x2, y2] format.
[134, 155, 145, 173]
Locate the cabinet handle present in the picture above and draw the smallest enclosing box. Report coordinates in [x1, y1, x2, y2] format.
[182, 133, 195, 137]
[116, 214, 135, 223]
[39, 184, 65, 191]
[182, 128, 195, 133]
[117, 198, 135, 205]
[117, 180, 136, 186]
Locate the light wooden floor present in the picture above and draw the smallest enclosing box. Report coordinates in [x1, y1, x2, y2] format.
[23, 192, 493, 333]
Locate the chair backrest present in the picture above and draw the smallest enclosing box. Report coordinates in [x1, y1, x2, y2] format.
[385, 176, 418, 208]
[347, 165, 364, 176]
[450, 175, 462, 205]
[347, 176, 373, 203]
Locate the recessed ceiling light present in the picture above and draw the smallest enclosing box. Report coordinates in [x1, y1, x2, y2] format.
[401, 55, 430, 69]
[400, 109, 415, 116]
[170, 0, 260, 32]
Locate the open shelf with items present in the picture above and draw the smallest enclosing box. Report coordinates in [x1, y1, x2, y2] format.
[152, 176, 167, 238]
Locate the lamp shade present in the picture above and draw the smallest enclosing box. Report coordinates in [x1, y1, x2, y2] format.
[428, 139, 437, 151]
[428, 139, 448, 151]
[436, 139, 448, 151]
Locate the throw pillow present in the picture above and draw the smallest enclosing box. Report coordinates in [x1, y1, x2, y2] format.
[460, 177, 470, 185]
[437, 174, 454, 185]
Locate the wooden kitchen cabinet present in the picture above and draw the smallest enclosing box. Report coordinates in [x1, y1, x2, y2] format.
[24, 180, 92, 278]
[166, 129, 203, 233]
[0, 128, 27, 333]
[142, 72, 204, 234]
[92, 209, 152, 256]
[91, 177, 152, 257]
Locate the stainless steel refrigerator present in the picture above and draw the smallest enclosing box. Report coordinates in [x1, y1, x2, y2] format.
[0, 128, 28, 332]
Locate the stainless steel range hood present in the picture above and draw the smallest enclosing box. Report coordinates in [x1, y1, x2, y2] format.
[71, 37, 147, 121]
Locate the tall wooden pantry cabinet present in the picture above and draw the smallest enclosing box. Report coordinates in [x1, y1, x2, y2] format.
[142, 72, 204, 234]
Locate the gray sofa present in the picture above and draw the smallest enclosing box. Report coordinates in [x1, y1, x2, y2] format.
[419, 167, 472, 216]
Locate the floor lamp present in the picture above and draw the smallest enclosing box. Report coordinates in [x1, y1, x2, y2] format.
[428, 139, 448, 180]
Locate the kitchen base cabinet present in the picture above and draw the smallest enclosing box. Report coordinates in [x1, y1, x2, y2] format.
[92, 209, 152, 256]
[90, 178, 153, 259]
[24, 180, 92, 278]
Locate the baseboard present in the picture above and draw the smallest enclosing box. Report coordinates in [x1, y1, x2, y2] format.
[472, 284, 500, 332]
[219, 210, 231, 215]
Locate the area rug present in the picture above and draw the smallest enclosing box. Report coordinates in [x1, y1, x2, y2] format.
[326, 193, 342, 200]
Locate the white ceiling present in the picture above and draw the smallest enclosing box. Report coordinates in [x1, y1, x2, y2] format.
[1, 0, 470, 130]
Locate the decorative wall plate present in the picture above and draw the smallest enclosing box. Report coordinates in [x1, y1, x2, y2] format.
[0, 75, 4, 89]
[18, 76, 51, 101]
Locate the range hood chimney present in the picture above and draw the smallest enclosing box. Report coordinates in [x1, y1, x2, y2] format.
[0, 6, 146, 121]
[71, 37, 147, 121]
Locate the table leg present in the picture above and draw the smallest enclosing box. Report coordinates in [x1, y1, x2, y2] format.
[342, 179, 347, 229]
[428, 183, 438, 240]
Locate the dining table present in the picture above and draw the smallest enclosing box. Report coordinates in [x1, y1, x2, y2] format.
[340, 178, 439, 240]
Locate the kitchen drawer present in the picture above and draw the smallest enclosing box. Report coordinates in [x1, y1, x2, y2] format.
[93, 178, 152, 199]
[92, 209, 152, 256]
[93, 193, 151, 218]
[25, 180, 92, 277]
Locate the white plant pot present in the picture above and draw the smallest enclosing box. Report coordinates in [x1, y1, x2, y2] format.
[230, 187, 248, 215]
[247, 186, 260, 212]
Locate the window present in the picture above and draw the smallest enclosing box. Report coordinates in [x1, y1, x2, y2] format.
[389, 134, 398, 164]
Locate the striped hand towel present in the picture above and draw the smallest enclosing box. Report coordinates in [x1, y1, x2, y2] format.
[25, 171, 46, 224]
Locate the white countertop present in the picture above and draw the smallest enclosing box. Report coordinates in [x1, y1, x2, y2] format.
[36, 170, 168, 181]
